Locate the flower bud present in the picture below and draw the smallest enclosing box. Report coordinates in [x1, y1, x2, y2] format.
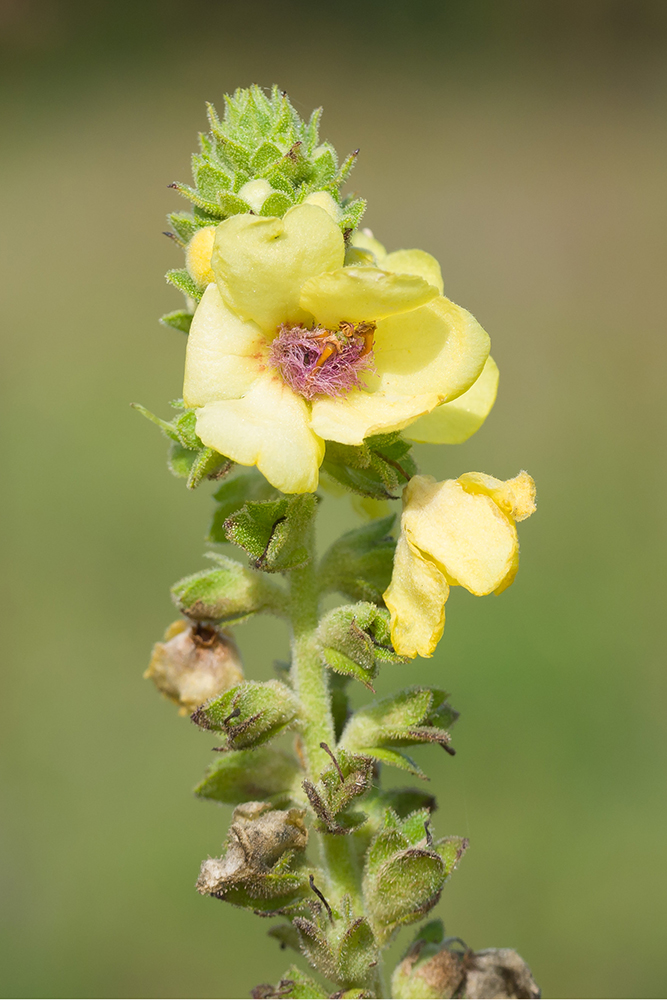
[464, 948, 540, 999]
[392, 923, 541, 1000]
[145, 619, 243, 714]
[391, 922, 464, 999]
[196, 802, 309, 910]
[185, 226, 216, 287]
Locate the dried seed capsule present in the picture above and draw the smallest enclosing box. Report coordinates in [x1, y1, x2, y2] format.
[145, 619, 243, 714]
[464, 948, 541, 999]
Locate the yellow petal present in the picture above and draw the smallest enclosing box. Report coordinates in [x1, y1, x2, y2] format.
[211, 204, 345, 333]
[403, 476, 518, 595]
[457, 470, 537, 522]
[405, 356, 499, 444]
[382, 249, 444, 295]
[310, 388, 440, 446]
[372, 297, 490, 400]
[304, 191, 341, 221]
[300, 266, 439, 327]
[183, 284, 266, 408]
[185, 226, 216, 287]
[194, 374, 325, 494]
[384, 534, 449, 659]
[350, 230, 387, 261]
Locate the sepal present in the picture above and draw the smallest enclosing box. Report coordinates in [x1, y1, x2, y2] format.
[317, 602, 406, 689]
[287, 893, 379, 992]
[251, 967, 328, 999]
[302, 747, 373, 834]
[321, 433, 417, 499]
[339, 687, 459, 772]
[132, 403, 231, 489]
[362, 810, 467, 944]
[225, 495, 318, 572]
[191, 680, 298, 750]
[209, 472, 278, 544]
[194, 746, 301, 806]
[172, 553, 286, 623]
[319, 518, 396, 605]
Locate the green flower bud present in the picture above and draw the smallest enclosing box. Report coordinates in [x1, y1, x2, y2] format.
[172, 553, 287, 623]
[317, 601, 406, 689]
[362, 810, 467, 945]
[302, 746, 373, 834]
[340, 686, 458, 775]
[144, 619, 243, 714]
[191, 680, 298, 750]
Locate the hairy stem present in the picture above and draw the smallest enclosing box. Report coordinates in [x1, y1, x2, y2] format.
[289, 514, 363, 912]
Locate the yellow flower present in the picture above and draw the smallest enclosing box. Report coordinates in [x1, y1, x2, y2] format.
[384, 471, 536, 658]
[183, 204, 492, 493]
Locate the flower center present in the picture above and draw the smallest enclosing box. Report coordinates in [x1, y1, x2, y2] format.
[268, 320, 377, 400]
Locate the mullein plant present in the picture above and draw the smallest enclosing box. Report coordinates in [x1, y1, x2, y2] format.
[138, 86, 541, 1000]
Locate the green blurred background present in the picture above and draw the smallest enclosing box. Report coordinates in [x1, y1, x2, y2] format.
[1, 1, 666, 997]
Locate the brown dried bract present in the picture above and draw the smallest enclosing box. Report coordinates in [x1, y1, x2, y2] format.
[196, 802, 308, 896]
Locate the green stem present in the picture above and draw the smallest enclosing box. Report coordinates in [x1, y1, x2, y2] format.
[288, 514, 363, 911]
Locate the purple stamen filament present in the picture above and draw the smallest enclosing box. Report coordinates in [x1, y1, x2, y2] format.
[269, 321, 376, 400]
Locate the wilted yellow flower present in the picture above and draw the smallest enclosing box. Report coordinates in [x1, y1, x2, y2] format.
[183, 205, 492, 493]
[384, 471, 536, 658]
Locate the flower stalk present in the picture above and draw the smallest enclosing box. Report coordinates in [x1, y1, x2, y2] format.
[139, 85, 541, 999]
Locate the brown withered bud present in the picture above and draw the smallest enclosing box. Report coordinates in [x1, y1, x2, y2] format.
[144, 619, 243, 714]
[464, 948, 541, 999]
[197, 802, 308, 896]
[392, 939, 465, 999]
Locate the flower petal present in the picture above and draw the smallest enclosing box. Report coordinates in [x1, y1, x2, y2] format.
[405, 356, 499, 444]
[382, 249, 444, 295]
[457, 469, 536, 522]
[300, 266, 439, 327]
[309, 297, 490, 446]
[310, 387, 440, 446]
[183, 284, 266, 408]
[211, 204, 345, 333]
[350, 230, 387, 261]
[383, 534, 449, 659]
[194, 374, 325, 494]
[372, 296, 490, 399]
[403, 476, 518, 596]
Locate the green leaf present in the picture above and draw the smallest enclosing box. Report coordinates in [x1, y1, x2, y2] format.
[319, 516, 397, 604]
[160, 309, 193, 334]
[209, 473, 278, 544]
[194, 747, 300, 805]
[166, 267, 203, 301]
[225, 494, 318, 573]
[172, 553, 286, 623]
[191, 680, 298, 749]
